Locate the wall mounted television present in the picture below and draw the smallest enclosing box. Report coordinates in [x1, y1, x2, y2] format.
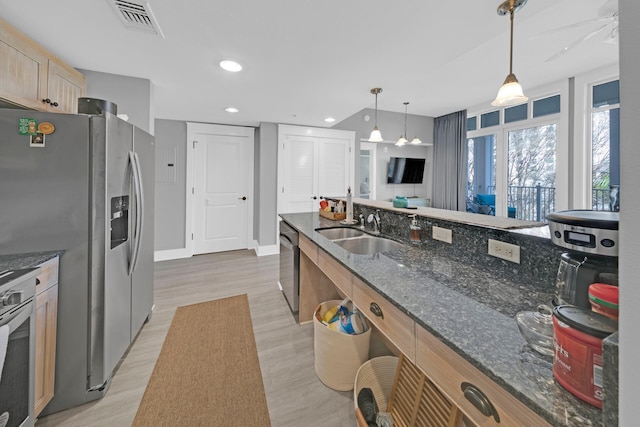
[387, 157, 426, 184]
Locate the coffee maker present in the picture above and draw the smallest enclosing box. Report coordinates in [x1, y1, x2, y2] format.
[547, 210, 619, 309]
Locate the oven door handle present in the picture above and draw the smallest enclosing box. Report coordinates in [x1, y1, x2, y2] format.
[1, 300, 33, 334]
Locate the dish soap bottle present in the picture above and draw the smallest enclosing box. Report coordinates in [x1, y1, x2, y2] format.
[346, 186, 353, 223]
[409, 214, 421, 244]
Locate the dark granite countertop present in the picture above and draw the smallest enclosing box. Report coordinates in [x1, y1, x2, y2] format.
[0, 251, 64, 271]
[280, 212, 603, 427]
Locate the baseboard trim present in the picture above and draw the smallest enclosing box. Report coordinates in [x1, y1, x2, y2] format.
[154, 248, 192, 262]
[254, 243, 279, 257]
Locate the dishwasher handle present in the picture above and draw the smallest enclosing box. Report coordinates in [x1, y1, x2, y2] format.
[280, 234, 295, 250]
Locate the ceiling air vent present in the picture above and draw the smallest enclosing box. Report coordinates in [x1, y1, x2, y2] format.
[109, 0, 164, 38]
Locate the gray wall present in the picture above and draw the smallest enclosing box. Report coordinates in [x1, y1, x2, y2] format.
[254, 123, 279, 246]
[154, 119, 187, 251]
[152, 119, 278, 252]
[80, 69, 153, 134]
[619, 0, 639, 424]
[334, 108, 435, 202]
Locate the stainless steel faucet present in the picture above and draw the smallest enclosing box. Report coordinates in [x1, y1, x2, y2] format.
[367, 210, 382, 234]
[359, 214, 365, 229]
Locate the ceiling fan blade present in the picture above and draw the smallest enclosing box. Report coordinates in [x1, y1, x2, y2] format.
[598, 0, 618, 17]
[530, 16, 613, 39]
[544, 23, 610, 62]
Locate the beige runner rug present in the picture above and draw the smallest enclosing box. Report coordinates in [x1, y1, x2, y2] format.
[133, 294, 271, 426]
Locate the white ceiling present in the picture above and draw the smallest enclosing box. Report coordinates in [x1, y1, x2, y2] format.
[0, 0, 619, 127]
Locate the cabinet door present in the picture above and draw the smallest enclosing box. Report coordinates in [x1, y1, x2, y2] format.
[278, 125, 355, 214]
[0, 18, 48, 110]
[318, 137, 351, 199]
[46, 59, 86, 113]
[34, 284, 58, 417]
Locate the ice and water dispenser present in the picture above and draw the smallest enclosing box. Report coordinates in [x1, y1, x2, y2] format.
[110, 196, 129, 249]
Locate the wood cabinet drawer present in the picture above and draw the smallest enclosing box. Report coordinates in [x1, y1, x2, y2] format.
[352, 277, 415, 361]
[299, 234, 317, 263]
[416, 325, 550, 427]
[317, 249, 352, 298]
[35, 256, 59, 295]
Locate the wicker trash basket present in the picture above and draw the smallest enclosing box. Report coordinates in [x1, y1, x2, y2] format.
[314, 300, 371, 391]
[354, 356, 399, 426]
[355, 354, 463, 427]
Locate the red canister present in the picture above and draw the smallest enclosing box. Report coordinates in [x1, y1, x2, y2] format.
[588, 283, 619, 321]
[552, 305, 618, 408]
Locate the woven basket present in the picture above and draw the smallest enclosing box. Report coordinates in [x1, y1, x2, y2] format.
[314, 300, 371, 391]
[354, 356, 399, 427]
[355, 354, 463, 427]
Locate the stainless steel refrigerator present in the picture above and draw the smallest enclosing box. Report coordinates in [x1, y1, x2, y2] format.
[0, 108, 155, 415]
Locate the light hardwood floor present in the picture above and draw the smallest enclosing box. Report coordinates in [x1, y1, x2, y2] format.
[35, 250, 357, 427]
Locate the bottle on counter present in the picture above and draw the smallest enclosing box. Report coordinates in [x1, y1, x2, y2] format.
[346, 186, 353, 222]
[409, 214, 421, 244]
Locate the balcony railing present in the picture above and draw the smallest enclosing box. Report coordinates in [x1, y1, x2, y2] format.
[469, 185, 616, 222]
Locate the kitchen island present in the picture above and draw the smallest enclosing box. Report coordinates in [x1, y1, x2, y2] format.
[279, 210, 603, 427]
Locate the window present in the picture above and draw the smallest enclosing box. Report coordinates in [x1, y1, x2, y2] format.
[466, 135, 496, 215]
[467, 91, 562, 221]
[481, 111, 500, 128]
[533, 95, 561, 118]
[504, 104, 527, 123]
[591, 80, 620, 211]
[467, 116, 477, 131]
[507, 125, 557, 221]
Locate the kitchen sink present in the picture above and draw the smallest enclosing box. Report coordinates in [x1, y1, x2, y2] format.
[315, 227, 364, 240]
[333, 236, 404, 255]
[315, 226, 403, 254]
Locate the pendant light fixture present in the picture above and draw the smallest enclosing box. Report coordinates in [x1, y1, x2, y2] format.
[491, 0, 528, 107]
[368, 88, 383, 142]
[396, 102, 409, 146]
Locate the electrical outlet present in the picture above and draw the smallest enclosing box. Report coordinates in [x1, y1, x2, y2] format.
[488, 239, 520, 264]
[432, 226, 452, 244]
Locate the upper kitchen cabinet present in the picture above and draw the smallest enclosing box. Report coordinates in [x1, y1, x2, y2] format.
[278, 124, 355, 213]
[0, 17, 86, 114]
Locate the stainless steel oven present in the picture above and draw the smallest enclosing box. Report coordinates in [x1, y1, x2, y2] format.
[279, 221, 299, 314]
[0, 268, 38, 427]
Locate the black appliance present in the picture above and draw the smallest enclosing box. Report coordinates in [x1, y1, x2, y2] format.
[279, 221, 299, 314]
[0, 268, 39, 427]
[547, 210, 619, 310]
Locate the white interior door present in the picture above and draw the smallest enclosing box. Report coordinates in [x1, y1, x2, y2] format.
[192, 125, 253, 254]
[281, 134, 318, 213]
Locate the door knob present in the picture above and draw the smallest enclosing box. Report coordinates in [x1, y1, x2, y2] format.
[311, 196, 318, 200]
[238, 196, 247, 200]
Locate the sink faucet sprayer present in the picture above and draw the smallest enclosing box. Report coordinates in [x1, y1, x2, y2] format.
[367, 210, 382, 234]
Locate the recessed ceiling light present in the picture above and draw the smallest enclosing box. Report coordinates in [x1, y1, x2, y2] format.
[324, 117, 336, 123]
[225, 107, 239, 113]
[219, 60, 242, 72]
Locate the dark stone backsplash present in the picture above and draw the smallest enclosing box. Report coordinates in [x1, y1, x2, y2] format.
[354, 203, 562, 294]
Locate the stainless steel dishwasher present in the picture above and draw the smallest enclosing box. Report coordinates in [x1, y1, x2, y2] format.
[279, 221, 299, 313]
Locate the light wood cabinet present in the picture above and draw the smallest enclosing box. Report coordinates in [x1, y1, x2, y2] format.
[0, 17, 85, 113]
[34, 256, 59, 418]
[352, 276, 416, 362]
[416, 325, 550, 427]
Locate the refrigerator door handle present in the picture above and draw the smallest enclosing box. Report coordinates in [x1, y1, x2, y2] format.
[128, 151, 144, 275]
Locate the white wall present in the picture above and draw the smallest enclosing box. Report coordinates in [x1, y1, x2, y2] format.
[618, 1, 640, 425]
